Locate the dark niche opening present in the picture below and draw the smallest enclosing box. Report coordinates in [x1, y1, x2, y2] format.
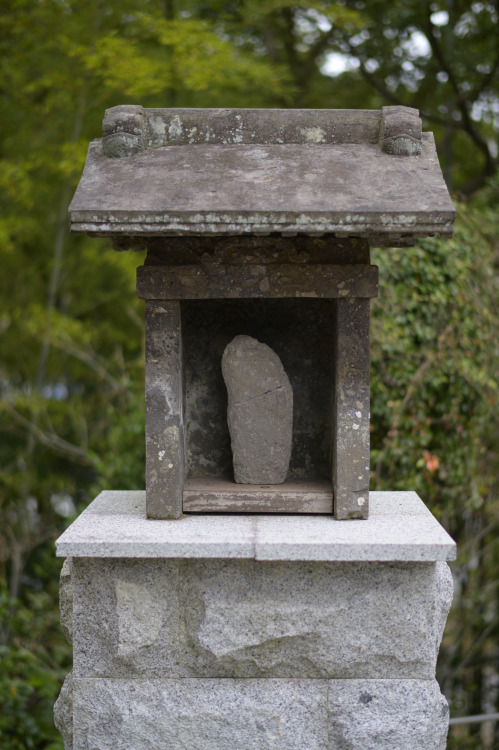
[183, 298, 335, 481]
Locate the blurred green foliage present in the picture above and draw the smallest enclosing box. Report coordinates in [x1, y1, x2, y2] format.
[0, 1, 498, 747]
[0, 552, 70, 749]
[370, 196, 499, 748]
[372, 199, 499, 513]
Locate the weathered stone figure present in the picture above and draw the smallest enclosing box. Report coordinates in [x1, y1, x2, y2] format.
[222, 335, 293, 484]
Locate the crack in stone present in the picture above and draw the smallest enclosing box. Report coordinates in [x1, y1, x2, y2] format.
[222, 335, 293, 483]
[232, 384, 286, 407]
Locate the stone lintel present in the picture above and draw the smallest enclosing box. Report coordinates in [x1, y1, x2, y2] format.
[136, 263, 378, 300]
[55, 490, 457, 561]
[145, 300, 185, 519]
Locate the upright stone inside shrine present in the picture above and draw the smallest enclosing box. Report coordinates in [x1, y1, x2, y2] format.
[55, 106, 457, 749]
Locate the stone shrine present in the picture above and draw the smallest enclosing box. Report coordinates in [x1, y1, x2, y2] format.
[55, 106, 456, 749]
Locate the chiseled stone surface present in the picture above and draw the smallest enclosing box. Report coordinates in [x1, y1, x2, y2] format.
[59, 558, 73, 645]
[180, 559, 443, 679]
[67, 677, 448, 750]
[435, 560, 454, 654]
[222, 335, 293, 484]
[327, 679, 449, 749]
[71, 555, 451, 680]
[72, 559, 180, 678]
[54, 671, 73, 750]
[55, 490, 457, 561]
[73, 678, 328, 750]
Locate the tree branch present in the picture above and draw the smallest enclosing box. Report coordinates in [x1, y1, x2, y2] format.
[341, 37, 405, 106]
[3, 402, 89, 461]
[422, 11, 495, 176]
[48, 337, 127, 394]
[260, 23, 280, 63]
[307, 28, 335, 66]
[470, 51, 499, 100]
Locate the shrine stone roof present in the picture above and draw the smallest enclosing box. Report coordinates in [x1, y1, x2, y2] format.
[68, 106, 455, 247]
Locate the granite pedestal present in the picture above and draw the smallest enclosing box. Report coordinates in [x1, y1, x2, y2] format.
[55, 490, 455, 749]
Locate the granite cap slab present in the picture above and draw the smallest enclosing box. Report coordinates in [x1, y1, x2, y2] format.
[55, 490, 456, 561]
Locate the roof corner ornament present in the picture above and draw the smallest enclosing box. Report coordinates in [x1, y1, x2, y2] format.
[379, 105, 422, 156]
[102, 104, 145, 158]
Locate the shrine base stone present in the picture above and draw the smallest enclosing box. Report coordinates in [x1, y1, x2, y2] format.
[56, 677, 449, 750]
[55, 490, 456, 749]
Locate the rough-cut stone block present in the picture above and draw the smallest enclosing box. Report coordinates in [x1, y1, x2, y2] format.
[222, 335, 292, 483]
[145, 300, 185, 519]
[72, 559, 180, 678]
[327, 679, 449, 749]
[54, 671, 73, 750]
[73, 678, 328, 750]
[59, 558, 73, 644]
[70, 554, 451, 680]
[179, 559, 444, 679]
[333, 298, 371, 519]
[435, 560, 454, 653]
[56, 491, 454, 748]
[183, 298, 334, 482]
[67, 677, 448, 750]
